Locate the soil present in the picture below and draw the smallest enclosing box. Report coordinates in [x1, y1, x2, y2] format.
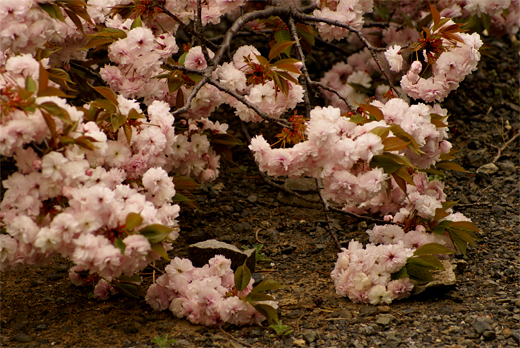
[1, 35, 519, 348]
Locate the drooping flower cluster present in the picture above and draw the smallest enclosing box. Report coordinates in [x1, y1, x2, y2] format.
[331, 240, 415, 304]
[146, 256, 274, 326]
[400, 29, 483, 103]
[249, 100, 451, 215]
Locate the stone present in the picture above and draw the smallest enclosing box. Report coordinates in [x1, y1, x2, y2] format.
[359, 306, 378, 316]
[232, 222, 252, 233]
[511, 330, 520, 345]
[188, 240, 256, 272]
[303, 330, 317, 343]
[339, 310, 353, 320]
[277, 178, 321, 209]
[352, 339, 364, 348]
[185, 229, 212, 244]
[498, 161, 516, 174]
[12, 334, 31, 343]
[47, 273, 62, 281]
[476, 163, 499, 175]
[472, 316, 493, 335]
[502, 328, 512, 338]
[375, 314, 394, 326]
[247, 195, 258, 203]
[411, 260, 456, 295]
[293, 338, 306, 347]
[482, 330, 496, 341]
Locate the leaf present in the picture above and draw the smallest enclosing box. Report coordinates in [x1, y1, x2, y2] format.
[26, 76, 37, 93]
[151, 242, 170, 261]
[296, 23, 315, 46]
[118, 274, 142, 283]
[359, 104, 384, 121]
[269, 41, 296, 61]
[178, 52, 188, 66]
[449, 221, 480, 233]
[64, 8, 86, 35]
[434, 208, 451, 220]
[114, 238, 126, 254]
[234, 261, 252, 292]
[39, 102, 73, 124]
[449, 230, 468, 256]
[114, 282, 140, 298]
[274, 63, 302, 75]
[38, 87, 75, 98]
[392, 166, 414, 193]
[41, 111, 57, 141]
[370, 155, 403, 174]
[176, 88, 184, 109]
[480, 12, 492, 32]
[430, 3, 441, 27]
[348, 114, 369, 125]
[274, 29, 293, 57]
[125, 212, 143, 231]
[448, 227, 477, 246]
[48, 68, 74, 83]
[128, 108, 144, 120]
[39, 3, 65, 21]
[392, 172, 407, 194]
[435, 161, 466, 172]
[74, 136, 97, 151]
[442, 200, 458, 210]
[405, 263, 434, 282]
[211, 133, 242, 146]
[123, 123, 132, 145]
[431, 118, 448, 128]
[247, 293, 276, 302]
[188, 73, 202, 83]
[90, 84, 119, 105]
[391, 266, 408, 280]
[407, 255, 444, 270]
[413, 243, 457, 256]
[389, 124, 424, 154]
[252, 303, 278, 325]
[90, 99, 117, 113]
[139, 224, 174, 243]
[370, 126, 390, 139]
[131, 15, 142, 29]
[39, 63, 49, 94]
[251, 279, 285, 294]
[84, 37, 117, 50]
[168, 77, 184, 94]
[383, 137, 409, 151]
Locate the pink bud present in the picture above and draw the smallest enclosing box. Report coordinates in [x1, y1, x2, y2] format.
[86, 169, 93, 176]
[32, 159, 42, 170]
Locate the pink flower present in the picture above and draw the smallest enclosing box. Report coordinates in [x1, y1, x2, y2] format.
[41, 151, 68, 182]
[384, 45, 403, 72]
[184, 46, 214, 71]
[146, 283, 172, 311]
[93, 279, 116, 300]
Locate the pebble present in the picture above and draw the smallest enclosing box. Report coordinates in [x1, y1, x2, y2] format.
[472, 316, 493, 335]
[12, 334, 31, 343]
[375, 314, 394, 326]
[47, 273, 62, 281]
[303, 330, 317, 343]
[247, 195, 258, 203]
[293, 338, 306, 347]
[358, 306, 378, 316]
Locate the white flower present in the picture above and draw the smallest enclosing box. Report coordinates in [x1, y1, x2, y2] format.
[41, 151, 68, 182]
[384, 45, 403, 72]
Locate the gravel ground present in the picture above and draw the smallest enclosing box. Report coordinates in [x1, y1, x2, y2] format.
[1, 36, 519, 348]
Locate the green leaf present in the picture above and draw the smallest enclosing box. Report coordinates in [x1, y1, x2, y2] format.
[480, 12, 492, 32]
[64, 8, 86, 35]
[389, 124, 424, 155]
[39, 102, 73, 124]
[407, 255, 444, 270]
[269, 41, 296, 61]
[370, 155, 402, 174]
[118, 274, 142, 283]
[139, 224, 174, 243]
[391, 266, 408, 280]
[115, 237, 126, 254]
[348, 114, 369, 125]
[178, 52, 188, 66]
[251, 279, 285, 294]
[234, 261, 252, 292]
[39, 63, 49, 94]
[171, 192, 194, 203]
[74, 136, 97, 151]
[114, 282, 140, 298]
[123, 123, 132, 145]
[247, 293, 276, 302]
[434, 208, 451, 220]
[449, 230, 468, 256]
[188, 73, 202, 83]
[125, 212, 143, 231]
[370, 126, 390, 139]
[151, 242, 170, 261]
[383, 152, 414, 168]
[252, 303, 278, 325]
[449, 221, 480, 233]
[211, 133, 242, 146]
[131, 15, 142, 29]
[168, 77, 184, 94]
[405, 264, 434, 282]
[128, 108, 144, 120]
[274, 29, 293, 57]
[26, 76, 37, 93]
[38, 87, 75, 98]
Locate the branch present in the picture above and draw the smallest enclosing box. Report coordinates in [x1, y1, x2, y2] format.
[160, 60, 205, 75]
[171, 75, 209, 117]
[69, 61, 108, 88]
[288, 17, 312, 118]
[309, 81, 356, 113]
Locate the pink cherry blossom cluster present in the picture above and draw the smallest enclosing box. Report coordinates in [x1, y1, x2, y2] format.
[399, 29, 483, 103]
[146, 256, 274, 326]
[312, 0, 374, 42]
[331, 240, 415, 305]
[249, 99, 452, 215]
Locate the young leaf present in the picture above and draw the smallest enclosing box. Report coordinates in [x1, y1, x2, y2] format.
[39, 63, 49, 94]
[252, 303, 279, 325]
[358, 104, 383, 121]
[90, 84, 119, 105]
[247, 292, 276, 302]
[251, 279, 285, 294]
[125, 212, 143, 231]
[370, 155, 402, 174]
[151, 242, 170, 261]
[131, 15, 142, 29]
[26, 76, 37, 93]
[407, 255, 444, 270]
[114, 238, 126, 254]
[391, 266, 408, 280]
[383, 137, 409, 151]
[435, 161, 466, 172]
[139, 224, 174, 243]
[234, 261, 252, 292]
[413, 243, 456, 256]
[269, 41, 296, 61]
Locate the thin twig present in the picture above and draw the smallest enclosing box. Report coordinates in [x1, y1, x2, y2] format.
[160, 60, 205, 75]
[171, 75, 209, 117]
[492, 133, 519, 163]
[69, 61, 108, 88]
[288, 17, 312, 118]
[309, 81, 355, 112]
